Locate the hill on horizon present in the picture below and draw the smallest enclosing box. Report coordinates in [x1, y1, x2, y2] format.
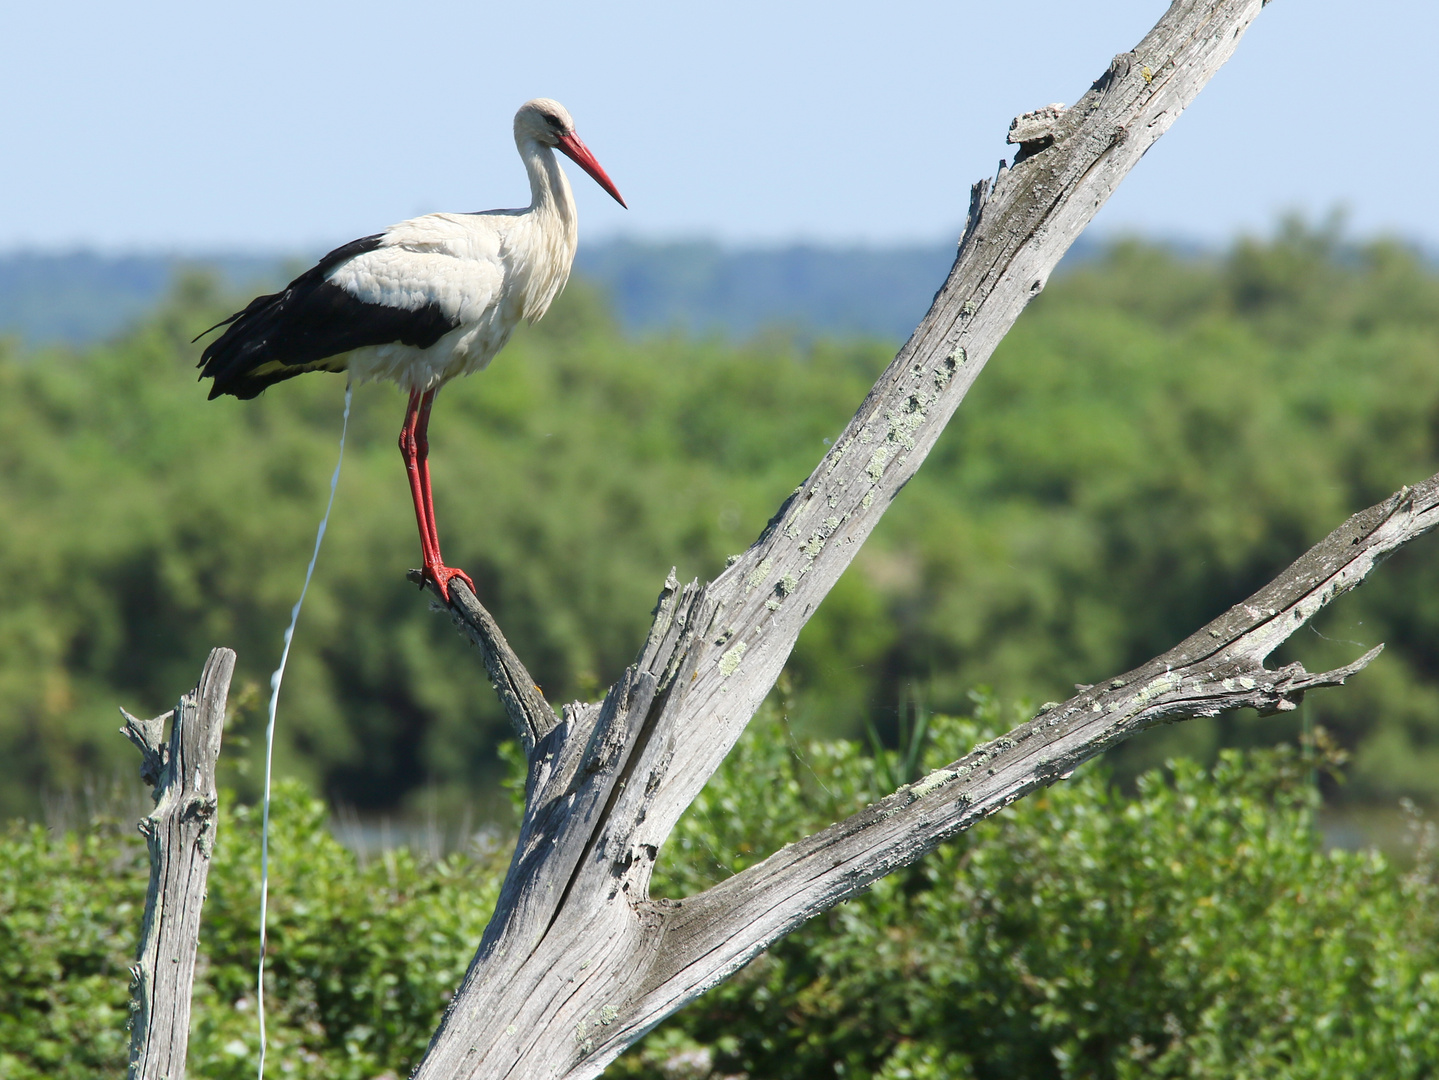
[0, 236, 1104, 346]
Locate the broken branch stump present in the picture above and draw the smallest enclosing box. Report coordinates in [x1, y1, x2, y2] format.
[121, 646, 236, 1080]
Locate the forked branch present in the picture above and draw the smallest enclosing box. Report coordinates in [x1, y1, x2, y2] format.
[635, 476, 1438, 1028]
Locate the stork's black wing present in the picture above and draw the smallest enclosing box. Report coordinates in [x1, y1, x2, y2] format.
[196, 234, 460, 400]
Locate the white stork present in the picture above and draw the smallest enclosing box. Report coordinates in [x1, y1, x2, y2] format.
[198, 98, 626, 600]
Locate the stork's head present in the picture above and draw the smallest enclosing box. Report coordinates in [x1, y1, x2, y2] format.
[516, 98, 627, 208]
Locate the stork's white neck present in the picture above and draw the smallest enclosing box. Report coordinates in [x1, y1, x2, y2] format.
[513, 136, 580, 322]
[519, 138, 576, 228]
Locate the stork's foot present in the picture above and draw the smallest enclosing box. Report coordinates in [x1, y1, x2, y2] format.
[424, 563, 476, 604]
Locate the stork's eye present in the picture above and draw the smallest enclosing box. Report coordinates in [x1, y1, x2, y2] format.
[545, 115, 565, 130]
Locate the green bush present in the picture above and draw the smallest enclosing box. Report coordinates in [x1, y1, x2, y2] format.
[625, 702, 1439, 1079]
[0, 782, 502, 1080]
[4, 705, 1438, 1078]
[0, 819, 140, 1077]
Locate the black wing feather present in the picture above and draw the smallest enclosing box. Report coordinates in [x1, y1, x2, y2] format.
[197, 234, 461, 400]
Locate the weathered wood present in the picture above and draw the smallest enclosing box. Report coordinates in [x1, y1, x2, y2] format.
[410, 570, 558, 754]
[635, 476, 1437, 1032]
[413, 3, 1289, 1077]
[124, 647, 236, 1080]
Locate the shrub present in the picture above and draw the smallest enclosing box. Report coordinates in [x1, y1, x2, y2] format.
[3, 703, 1437, 1078]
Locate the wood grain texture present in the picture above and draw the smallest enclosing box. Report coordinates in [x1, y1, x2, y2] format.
[636, 476, 1439, 1029]
[413, 4, 1299, 1077]
[124, 647, 236, 1080]
[410, 570, 558, 753]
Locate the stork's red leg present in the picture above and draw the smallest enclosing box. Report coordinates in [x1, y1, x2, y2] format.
[414, 389, 442, 556]
[412, 387, 475, 602]
[400, 389, 440, 572]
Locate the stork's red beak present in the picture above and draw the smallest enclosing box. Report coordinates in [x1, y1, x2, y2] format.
[556, 131, 627, 208]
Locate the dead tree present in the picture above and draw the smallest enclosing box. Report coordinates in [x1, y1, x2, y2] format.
[122, 647, 236, 1080]
[373, 1, 1431, 1076]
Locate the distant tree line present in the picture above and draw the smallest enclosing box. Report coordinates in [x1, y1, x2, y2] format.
[1, 221, 1437, 820]
[0, 239, 969, 345]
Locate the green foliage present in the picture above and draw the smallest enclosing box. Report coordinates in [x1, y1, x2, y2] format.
[0, 270, 885, 819]
[0, 780, 502, 1080]
[7, 714, 1439, 1077]
[619, 703, 1439, 1079]
[0, 819, 140, 1077]
[3, 222, 1439, 817]
[901, 221, 1439, 794]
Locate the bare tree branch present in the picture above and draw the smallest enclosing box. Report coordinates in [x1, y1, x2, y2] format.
[124, 647, 236, 1080]
[409, 570, 557, 753]
[636, 475, 1439, 1029]
[411, 3, 1280, 1077]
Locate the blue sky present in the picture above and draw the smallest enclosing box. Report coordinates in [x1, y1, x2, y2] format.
[1, 0, 1432, 252]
